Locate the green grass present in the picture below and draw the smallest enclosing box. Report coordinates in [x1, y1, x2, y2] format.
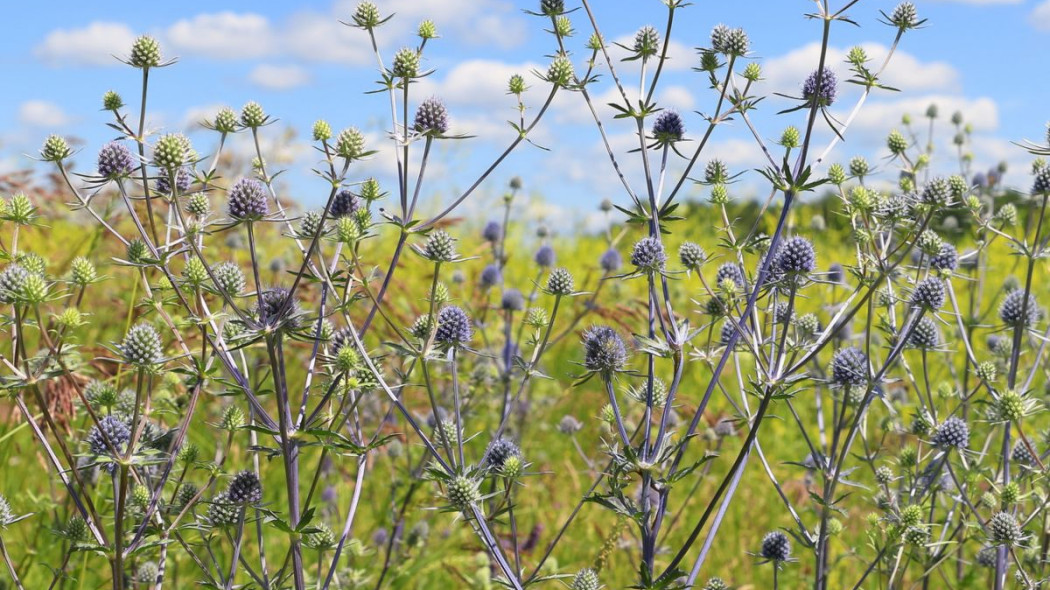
[0, 192, 1046, 589]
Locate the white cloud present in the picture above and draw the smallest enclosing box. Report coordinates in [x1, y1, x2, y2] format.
[179, 104, 226, 131]
[18, 100, 70, 127]
[248, 64, 312, 90]
[283, 13, 371, 65]
[34, 22, 137, 66]
[928, 0, 1020, 4]
[338, 0, 529, 50]
[840, 95, 999, 134]
[416, 59, 542, 107]
[606, 34, 695, 73]
[762, 42, 959, 97]
[167, 12, 273, 59]
[1032, 1, 1050, 30]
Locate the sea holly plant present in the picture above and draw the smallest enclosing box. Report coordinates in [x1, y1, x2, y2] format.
[521, 0, 1049, 589]
[2, 1, 1050, 589]
[0, 4, 592, 589]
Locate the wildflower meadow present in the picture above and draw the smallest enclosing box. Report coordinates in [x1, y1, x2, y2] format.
[1, 1, 1049, 588]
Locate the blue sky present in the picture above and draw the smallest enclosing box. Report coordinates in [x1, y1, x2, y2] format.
[4, 0, 1049, 228]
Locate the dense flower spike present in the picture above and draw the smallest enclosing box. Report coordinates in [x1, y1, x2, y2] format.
[890, 2, 919, 29]
[0, 264, 30, 304]
[445, 475, 482, 509]
[121, 322, 163, 366]
[214, 262, 246, 295]
[240, 101, 267, 128]
[352, 2, 380, 28]
[129, 35, 161, 68]
[652, 110, 685, 143]
[772, 236, 817, 276]
[482, 438, 522, 470]
[212, 107, 238, 133]
[546, 267, 575, 295]
[830, 347, 868, 387]
[534, 244, 556, 267]
[715, 262, 747, 290]
[582, 325, 629, 377]
[227, 178, 269, 220]
[630, 236, 667, 273]
[932, 417, 969, 449]
[423, 230, 457, 262]
[999, 289, 1043, 327]
[547, 56, 574, 87]
[435, 305, 473, 345]
[802, 67, 837, 107]
[97, 142, 135, 179]
[633, 26, 660, 59]
[330, 189, 358, 219]
[570, 569, 601, 590]
[702, 579, 729, 590]
[41, 134, 72, 162]
[922, 177, 951, 205]
[911, 277, 945, 310]
[156, 167, 191, 195]
[988, 511, 1022, 546]
[760, 531, 791, 562]
[1034, 165, 1050, 194]
[86, 415, 131, 463]
[501, 289, 525, 312]
[207, 492, 239, 527]
[335, 127, 366, 160]
[600, 249, 622, 273]
[153, 134, 188, 171]
[226, 471, 263, 504]
[482, 221, 502, 243]
[480, 264, 502, 288]
[679, 242, 706, 270]
[930, 244, 958, 272]
[414, 97, 449, 135]
[908, 316, 939, 349]
[257, 287, 301, 329]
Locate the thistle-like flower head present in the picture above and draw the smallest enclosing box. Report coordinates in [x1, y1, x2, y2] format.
[226, 470, 263, 505]
[932, 416, 969, 450]
[630, 237, 667, 274]
[534, 244, 556, 268]
[802, 67, 837, 107]
[910, 277, 945, 310]
[414, 96, 449, 136]
[582, 325, 629, 378]
[760, 531, 791, 562]
[121, 322, 163, 366]
[999, 289, 1042, 327]
[435, 305, 473, 345]
[227, 178, 269, 221]
[97, 142, 136, 179]
[830, 347, 868, 387]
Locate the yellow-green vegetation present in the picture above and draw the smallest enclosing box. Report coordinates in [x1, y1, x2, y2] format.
[0, 188, 1046, 588]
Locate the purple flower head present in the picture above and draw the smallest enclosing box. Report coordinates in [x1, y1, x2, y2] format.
[435, 305, 473, 345]
[156, 167, 191, 195]
[802, 67, 837, 107]
[652, 110, 684, 143]
[97, 142, 135, 179]
[600, 249, 622, 273]
[228, 178, 269, 220]
[582, 325, 629, 377]
[480, 264, 502, 288]
[414, 96, 449, 135]
[482, 221, 502, 243]
[330, 189, 358, 219]
[534, 244, 556, 268]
